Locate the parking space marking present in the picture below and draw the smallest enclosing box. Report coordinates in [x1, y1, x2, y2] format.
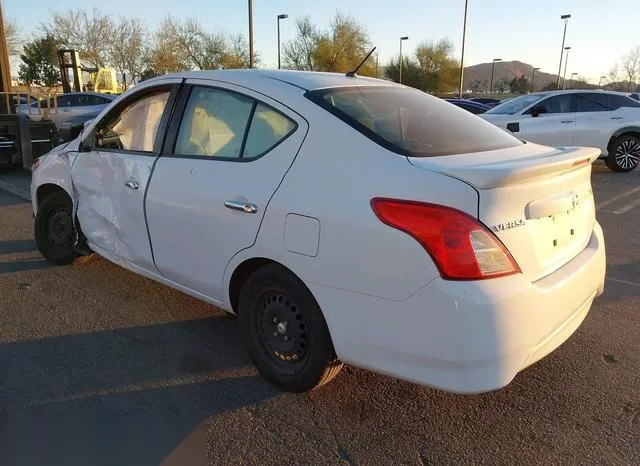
[612, 195, 640, 214]
[596, 186, 640, 210]
[0, 180, 31, 202]
[606, 276, 640, 288]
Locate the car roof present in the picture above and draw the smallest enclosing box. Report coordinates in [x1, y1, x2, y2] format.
[147, 69, 399, 92]
[525, 89, 634, 98]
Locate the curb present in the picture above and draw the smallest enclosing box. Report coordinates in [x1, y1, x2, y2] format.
[0, 180, 32, 202]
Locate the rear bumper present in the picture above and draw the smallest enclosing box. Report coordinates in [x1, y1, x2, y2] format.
[313, 222, 606, 393]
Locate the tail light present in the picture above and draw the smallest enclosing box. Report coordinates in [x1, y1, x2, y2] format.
[371, 198, 520, 280]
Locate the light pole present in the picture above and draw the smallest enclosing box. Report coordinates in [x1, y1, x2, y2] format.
[531, 67, 540, 92]
[399, 36, 409, 84]
[248, 0, 254, 68]
[569, 72, 578, 89]
[277, 14, 288, 69]
[489, 58, 502, 94]
[599, 75, 606, 88]
[459, 0, 469, 98]
[556, 14, 571, 89]
[562, 46, 571, 89]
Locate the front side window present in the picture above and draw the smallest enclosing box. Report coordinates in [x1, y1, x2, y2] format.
[576, 93, 609, 112]
[95, 89, 170, 152]
[307, 86, 522, 157]
[485, 94, 547, 115]
[527, 94, 576, 114]
[174, 87, 296, 159]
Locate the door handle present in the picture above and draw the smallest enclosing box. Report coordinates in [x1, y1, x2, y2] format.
[124, 180, 139, 190]
[611, 116, 623, 120]
[225, 200, 258, 213]
[560, 120, 574, 124]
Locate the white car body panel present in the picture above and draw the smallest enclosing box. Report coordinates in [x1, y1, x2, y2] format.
[31, 70, 607, 394]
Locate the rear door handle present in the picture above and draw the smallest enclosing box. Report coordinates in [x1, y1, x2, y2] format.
[611, 116, 623, 120]
[225, 200, 258, 213]
[124, 180, 139, 190]
[560, 120, 574, 124]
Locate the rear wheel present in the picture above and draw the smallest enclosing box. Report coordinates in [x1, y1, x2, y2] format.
[34, 191, 79, 265]
[606, 134, 640, 172]
[238, 264, 343, 392]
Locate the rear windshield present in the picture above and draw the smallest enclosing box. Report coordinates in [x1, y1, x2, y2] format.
[306, 86, 522, 157]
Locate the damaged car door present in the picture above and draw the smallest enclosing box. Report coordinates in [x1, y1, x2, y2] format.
[71, 81, 180, 270]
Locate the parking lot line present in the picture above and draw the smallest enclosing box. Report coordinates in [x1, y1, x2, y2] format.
[606, 276, 640, 288]
[0, 180, 31, 202]
[596, 186, 640, 209]
[612, 195, 640, 214]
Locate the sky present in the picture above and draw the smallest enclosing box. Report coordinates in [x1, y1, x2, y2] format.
[4, 0, 638, 83]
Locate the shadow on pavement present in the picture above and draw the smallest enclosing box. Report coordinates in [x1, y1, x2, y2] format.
[0, 316, 279, 466]
[0, 239, 38, 254]
[0, 259, 53, 275]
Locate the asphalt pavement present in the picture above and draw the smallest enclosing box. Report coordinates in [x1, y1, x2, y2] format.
[0, 162, 638, 466]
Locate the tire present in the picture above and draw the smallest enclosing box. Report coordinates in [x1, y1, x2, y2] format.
[34, 191, 79, 265]
[606, 134, 640, 172]
[238, 264, 343, 392]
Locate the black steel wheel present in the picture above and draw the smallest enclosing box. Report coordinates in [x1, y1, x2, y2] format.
[607, 134, 640, 172]
[34, 191, 79, 265]
[238, 264, 343, 392]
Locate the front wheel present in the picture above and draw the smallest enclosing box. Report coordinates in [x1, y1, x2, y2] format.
[34, 191, 79, 265]
[238, 264, 343, 392]
[606, 134, 640, 172]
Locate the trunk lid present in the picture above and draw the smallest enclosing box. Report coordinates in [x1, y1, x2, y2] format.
[408, 142, 600, 281]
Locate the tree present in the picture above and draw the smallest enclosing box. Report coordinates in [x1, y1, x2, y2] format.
[494, 77, 510, 93]
[620, 46, 640, 90]
[109, 17, 148, 89]
[283, 12, 376, 76]
[18, 35, 61, 87]
[42, 8, 113, 68]
[282, 17, 317, 70]
[469, 79, 488, 93]
[413, 39, 459, 93]
[149, 17, 190, 74]
[5, 17, 22, 56]
[156, 15, 253, 71]
[509, 75, 529, 94]
[383, 38, 459, 93]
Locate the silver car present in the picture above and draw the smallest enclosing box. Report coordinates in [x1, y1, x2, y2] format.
[18, 92, 116, 129]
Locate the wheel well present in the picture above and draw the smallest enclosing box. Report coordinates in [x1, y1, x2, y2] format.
[608, 131, 640, 154]
[36, 184, 68, 209]
[228, 258, 284, 313]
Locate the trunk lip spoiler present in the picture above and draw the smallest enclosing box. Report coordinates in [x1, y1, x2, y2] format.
[407, 146, 601, 189]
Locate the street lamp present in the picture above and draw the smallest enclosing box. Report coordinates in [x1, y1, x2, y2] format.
[556, 14, 571, 89]
[489, 58, 502, 94]
[248, 0, 254, 68]
[569, 72, 578, 89]
[277, 14, 288, 69]
[562, 46, 571, 89]
[399, 36, 409, 84]
[459, 0, 469, 98]
[531, 67, 540, 92]
[599, 75, 606, 88]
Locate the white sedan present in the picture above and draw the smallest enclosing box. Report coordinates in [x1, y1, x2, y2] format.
[31, 70, 606, 393]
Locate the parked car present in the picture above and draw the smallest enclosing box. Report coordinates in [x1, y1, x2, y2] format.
[31, 70, 606, 394]
[481, 89, 640, 172]
[445, 98, 490, 114]
[470, 97, 502, 107]
[58, 110, 101, 143]
[18, 92, 116, 130]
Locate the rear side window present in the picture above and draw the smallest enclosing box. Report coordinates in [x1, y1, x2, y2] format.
[610, 94, 640, 108]
[173, 86, 297, 159]
[576, 93, 609, 112]
[306, 86, 522, 157]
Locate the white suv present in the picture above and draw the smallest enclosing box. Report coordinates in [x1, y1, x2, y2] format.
[481, 90, 640, 172]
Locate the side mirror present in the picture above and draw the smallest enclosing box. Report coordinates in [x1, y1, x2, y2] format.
[530, 105, 547, 117]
